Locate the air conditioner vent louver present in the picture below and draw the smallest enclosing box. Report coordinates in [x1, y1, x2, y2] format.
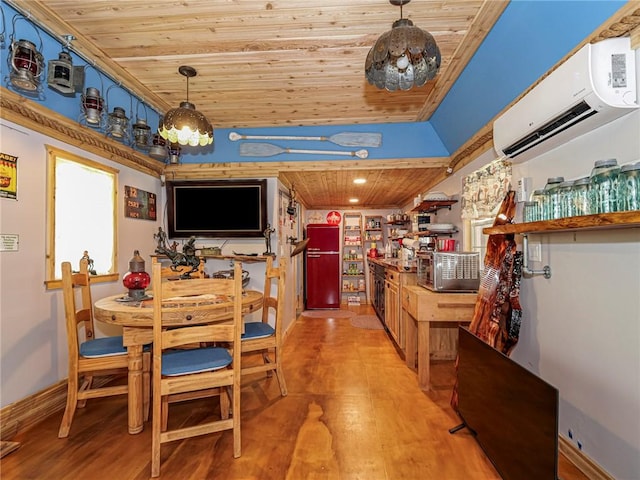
[493, 37, 637, 163]
[503, 101, 597, 158]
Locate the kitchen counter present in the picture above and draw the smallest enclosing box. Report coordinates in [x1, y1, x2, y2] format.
[367, 256, 417, 273]
[402, 285, 477, 391]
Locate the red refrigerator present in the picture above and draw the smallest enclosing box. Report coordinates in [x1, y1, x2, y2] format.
[305, 224, 341, 309]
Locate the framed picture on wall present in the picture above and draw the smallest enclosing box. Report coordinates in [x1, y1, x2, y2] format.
[124, 185, 157, 220]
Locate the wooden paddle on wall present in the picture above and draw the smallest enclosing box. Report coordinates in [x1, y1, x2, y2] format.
[239, 142, 369, 158]
[229, 131, 382, 147]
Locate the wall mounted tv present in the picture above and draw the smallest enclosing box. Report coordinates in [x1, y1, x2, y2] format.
[454, 326, 559, 480]
[166, 179, 267, 238]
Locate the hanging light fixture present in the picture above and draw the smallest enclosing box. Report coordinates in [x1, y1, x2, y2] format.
[159, 66, 213, 147]
[80, 86, 105, 127]
[79, 65, 106, 129]
[167, 142, 182, 165]
[47, 36, 85, 96]
[106, 106, 130, 141]
[365, 0, 441, 91]
[132, 101, 151, 150]
[6, 15, 45, 94]
[148, 117, 168, 161]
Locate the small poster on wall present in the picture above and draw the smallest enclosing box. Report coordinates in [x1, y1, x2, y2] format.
[124, 185, 157, 220]
[0, 152, 18, 200]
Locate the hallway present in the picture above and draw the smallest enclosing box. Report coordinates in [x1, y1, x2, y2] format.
[1, 306, 586, 479]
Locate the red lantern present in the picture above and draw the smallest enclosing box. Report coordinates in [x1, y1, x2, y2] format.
[122, 250, 151, 301]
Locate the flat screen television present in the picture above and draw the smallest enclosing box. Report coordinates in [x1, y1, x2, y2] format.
[455, 326, 559, 480]
[166, 179, 267, 238]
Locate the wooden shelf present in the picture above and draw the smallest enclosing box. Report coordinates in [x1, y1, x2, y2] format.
[385, 220, 410, 225]
[410, 200, 457, 213]
[156, 253, 271, 263]
[483, 211, 640, 235]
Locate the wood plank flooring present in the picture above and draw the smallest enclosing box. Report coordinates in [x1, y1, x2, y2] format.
[1, 305, 589, 479]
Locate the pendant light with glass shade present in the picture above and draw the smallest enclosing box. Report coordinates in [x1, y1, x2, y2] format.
[159, 66, 214, 147]
[365, 0, 441, 91]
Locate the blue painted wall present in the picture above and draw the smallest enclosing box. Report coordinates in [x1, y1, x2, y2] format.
[0, 0, 628, 162]
[430, 0, 627, 153]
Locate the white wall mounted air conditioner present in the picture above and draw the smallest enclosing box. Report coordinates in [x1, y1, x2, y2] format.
[493, 37, 637, 163]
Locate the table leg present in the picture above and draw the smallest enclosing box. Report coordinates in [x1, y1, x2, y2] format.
[127, 344, 144, 434]
[405, 314, 418, 371]
[417, 320, 431, 391]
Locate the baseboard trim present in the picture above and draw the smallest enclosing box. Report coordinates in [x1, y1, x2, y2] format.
[1, 381, 67, 440]
[1, 377, 113, 440]
[558, 435, 614, 480]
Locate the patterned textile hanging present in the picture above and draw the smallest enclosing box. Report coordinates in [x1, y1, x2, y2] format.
[451, 191, 523, 410]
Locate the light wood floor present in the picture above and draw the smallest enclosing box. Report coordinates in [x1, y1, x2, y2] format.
[1, 305, 588, 479]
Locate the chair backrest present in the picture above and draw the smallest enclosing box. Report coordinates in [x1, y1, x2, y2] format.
[151, 259, 243, 353]
[61, 259, 95, 358]
[262, 256, 286, 331]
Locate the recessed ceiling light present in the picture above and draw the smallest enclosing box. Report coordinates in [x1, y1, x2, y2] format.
[349, 198, 359, 203]
[353, 178, 366, 184]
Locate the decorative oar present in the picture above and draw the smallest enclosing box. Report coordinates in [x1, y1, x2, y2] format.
[229, 131, 382, 148]
[239, 142, 368, 158]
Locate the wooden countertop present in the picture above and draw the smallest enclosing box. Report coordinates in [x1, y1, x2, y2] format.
[367, 256, 417, 273]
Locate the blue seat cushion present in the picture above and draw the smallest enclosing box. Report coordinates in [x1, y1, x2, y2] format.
[80, 336, 127, 358]
[242, 322, 275, 340]
[162, 347, 232, 376]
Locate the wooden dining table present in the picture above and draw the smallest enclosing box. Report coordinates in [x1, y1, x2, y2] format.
[94, 289, 263, 434]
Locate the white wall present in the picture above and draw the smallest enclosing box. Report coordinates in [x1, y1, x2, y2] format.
[0, 119, 161, 407]
[426, 110, 640, 479]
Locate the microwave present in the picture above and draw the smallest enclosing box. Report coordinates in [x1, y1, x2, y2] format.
[417, 251, 480, 292]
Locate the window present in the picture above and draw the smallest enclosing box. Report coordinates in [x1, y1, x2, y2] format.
[46, 146, 119, 288]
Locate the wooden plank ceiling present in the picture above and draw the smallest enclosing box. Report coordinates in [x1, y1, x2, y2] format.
[7, 0, 508, 209]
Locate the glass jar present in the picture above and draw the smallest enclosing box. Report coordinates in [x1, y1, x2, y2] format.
[529, 189, 546, 221]
[523, 201, 538, 223]
[543, 177, 564, 220]
[617, 162, 640, 211]
[571, 176, 591, 216]
[589, 159, 620, 214]
[557, 180, 575, 218]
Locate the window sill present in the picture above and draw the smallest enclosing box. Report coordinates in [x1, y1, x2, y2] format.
[45, 272, 120, 290]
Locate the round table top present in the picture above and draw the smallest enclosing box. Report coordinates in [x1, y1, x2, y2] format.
[94, 290, 263, 328]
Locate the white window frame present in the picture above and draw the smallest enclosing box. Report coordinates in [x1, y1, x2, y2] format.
[45, 146, 119, 289]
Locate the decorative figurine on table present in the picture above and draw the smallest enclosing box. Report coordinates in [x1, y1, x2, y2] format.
[80, 250, 97, 275]
[154, 235, 201, 279]
[153, 226, 168, 251]
[263, 223, 276, 256]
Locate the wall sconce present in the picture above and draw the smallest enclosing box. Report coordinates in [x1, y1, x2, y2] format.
[159, 66, 214, 147]
[365, 0, 441, 91]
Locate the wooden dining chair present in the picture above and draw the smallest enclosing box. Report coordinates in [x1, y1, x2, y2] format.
[151, 260, 243, 478]
[58, 259, 150, 438]
[240, 255, 288, 396]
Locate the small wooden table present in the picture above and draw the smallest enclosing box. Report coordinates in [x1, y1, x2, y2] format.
[94, 290, 263, 434]
[402, 286, 477, 391]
